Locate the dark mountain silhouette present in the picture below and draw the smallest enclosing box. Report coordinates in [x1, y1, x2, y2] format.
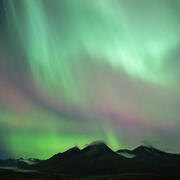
[133, 145, 169, 156]
[117, 145, 180, 160]
[117, 145, 169, 159]
[0, 157, 41, 170]
[117, 145, 180, 173]
[49, 146, 81, 161]
[0, 159, 27, 167]
[1, 142, 180, 177]
[31, 142, 128, 174]
[21, 142, 180, 175]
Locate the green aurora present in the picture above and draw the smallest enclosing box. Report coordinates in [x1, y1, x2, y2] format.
[0, 0, 180, 159]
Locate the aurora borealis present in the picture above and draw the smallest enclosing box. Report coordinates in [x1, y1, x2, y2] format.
[0, 0, 180, 159]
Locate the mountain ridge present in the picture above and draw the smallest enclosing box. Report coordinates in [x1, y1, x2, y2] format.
[1, 142, 180, 175]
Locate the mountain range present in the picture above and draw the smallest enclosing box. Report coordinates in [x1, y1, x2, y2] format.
[1, 142, 180, 176]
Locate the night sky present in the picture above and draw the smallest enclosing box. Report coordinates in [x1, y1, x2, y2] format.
[0, 0, 180, 159]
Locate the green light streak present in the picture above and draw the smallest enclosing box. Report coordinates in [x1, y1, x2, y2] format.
[5, 0, 180, 91]
[3, 0, 180, 158]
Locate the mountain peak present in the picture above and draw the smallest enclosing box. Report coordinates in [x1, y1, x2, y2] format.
[49, 146, 80, 160]
[133, 145, 151, 152]
[84, 141, 110, 151]
[88, 141, 107, 147]
[82, 141, 114, 156]
[133, 145, 167, 156]
[64, 146, 80, 153]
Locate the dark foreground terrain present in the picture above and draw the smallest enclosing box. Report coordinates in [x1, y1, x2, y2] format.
[1, 142, 180, 179]
[1, 169, 180, 180]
